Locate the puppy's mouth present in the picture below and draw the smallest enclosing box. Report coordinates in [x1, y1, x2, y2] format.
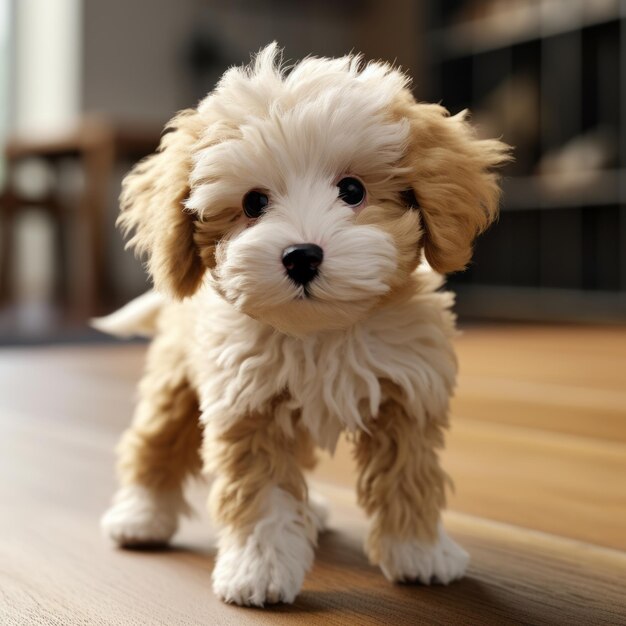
[285, 272, 320, 300]
[296, 284, 314, 300]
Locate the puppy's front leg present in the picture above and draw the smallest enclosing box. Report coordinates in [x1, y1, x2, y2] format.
[207, 414, 318, 606]
[354, 397, 469, 584]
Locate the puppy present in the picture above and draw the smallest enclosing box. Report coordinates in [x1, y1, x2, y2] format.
[99, 43, 509, 606]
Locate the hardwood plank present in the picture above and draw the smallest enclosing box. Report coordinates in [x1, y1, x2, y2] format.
[0, 344, 144, 429]
[452, 375, 626, 443]
[453, 324, 626, 443]
[443, 419, 626, 550]
[1, 408, 625, 625]
[455, 325, 626, 392]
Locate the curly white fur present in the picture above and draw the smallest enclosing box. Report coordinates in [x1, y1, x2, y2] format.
[212, 487, 317, 606]
[190, 271, 456, 452]
[377, 523, 470, 584]
[101, 485, 189, 547]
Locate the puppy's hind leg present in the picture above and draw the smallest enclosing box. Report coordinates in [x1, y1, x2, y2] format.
[101, 328, 203, 547]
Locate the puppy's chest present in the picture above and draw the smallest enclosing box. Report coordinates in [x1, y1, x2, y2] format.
[192, 296, 455, 452]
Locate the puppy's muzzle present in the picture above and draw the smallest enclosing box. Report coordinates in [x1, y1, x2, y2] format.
[282, 243, 324, 286]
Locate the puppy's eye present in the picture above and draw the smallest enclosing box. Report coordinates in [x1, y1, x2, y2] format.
[242, 190, 269, 219]
[337, 177, 366, 207]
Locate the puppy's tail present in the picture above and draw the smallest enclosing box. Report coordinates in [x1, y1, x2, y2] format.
[91, 290, 166, 338]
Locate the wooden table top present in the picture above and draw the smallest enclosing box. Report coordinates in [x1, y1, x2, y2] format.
[1, 327, 625, 624]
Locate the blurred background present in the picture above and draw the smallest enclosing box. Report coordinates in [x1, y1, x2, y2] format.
[0, 0, 625, 344]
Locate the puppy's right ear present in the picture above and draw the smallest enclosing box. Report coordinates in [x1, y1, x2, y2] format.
[118, 109, 205, 299]
[398, 99, 511, 275]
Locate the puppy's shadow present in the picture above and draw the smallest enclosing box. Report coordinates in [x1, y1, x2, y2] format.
[115, 540, 216, 564]
[258, 530, 503, 620]
[117, 528, 506, 620]
[315, 528, 374, 571]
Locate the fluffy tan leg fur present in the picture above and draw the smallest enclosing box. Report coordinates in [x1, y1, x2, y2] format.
[354, 395, 449, 564]
[116, 332, 203, 491]
[207, 411, 312, 532]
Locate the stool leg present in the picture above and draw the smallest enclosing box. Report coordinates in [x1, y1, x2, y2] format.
[0, 192, 16, 305]
[76, 138, 114, 318]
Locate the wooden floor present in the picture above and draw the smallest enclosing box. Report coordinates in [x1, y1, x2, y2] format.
[1, 325, 625, 624]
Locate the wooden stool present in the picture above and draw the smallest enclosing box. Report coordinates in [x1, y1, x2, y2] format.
[0, 117, 160, 318]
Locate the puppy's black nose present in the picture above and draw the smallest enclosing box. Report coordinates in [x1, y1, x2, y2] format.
[282, 243, 324, 286]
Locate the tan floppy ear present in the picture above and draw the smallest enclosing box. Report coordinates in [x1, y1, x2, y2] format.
[118, 109, 205, 299]
[401, 101, 511, 274]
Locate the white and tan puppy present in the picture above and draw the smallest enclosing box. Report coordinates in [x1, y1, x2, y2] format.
[99, 43, 509, 606]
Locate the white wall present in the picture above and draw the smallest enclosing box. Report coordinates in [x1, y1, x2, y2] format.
[12, 0, 82, 133]
[10, 0, 199, 131]
[0, 0, 11, 138]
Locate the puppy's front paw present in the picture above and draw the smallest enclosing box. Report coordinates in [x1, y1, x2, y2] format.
[212, 535, 310, 606]
[212, 487, 315, 606]
[377, 524, 469, 584]
[101, 485, 187, 547]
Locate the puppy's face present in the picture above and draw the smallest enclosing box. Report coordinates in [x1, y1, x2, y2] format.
[120, 44, 509, 336]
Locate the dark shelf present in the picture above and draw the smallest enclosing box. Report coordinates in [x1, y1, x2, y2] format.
[427, 0, 626, 321]
[453, 284, 626, 323]
[502, 170, 624, 211]
[429, 1, 621, 61]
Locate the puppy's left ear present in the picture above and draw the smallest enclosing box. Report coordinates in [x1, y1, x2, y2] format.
[400, 99, 512, 274]
[118, 109, 205, 299]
